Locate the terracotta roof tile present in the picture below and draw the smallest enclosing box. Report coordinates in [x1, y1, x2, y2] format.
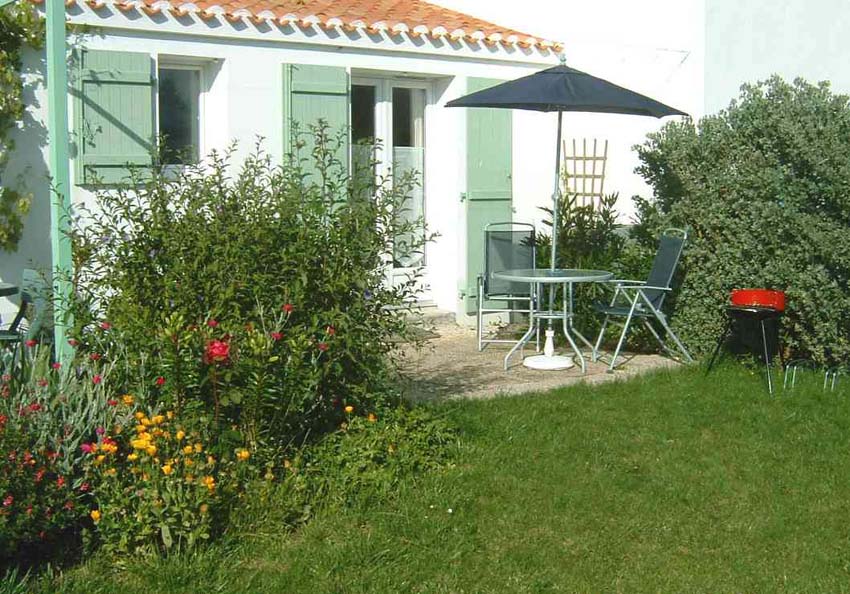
[47, 0, 562, 50]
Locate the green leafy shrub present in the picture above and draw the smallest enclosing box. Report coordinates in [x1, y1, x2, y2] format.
[299, 406, 456, 507]
[634, 76, 850, 363]
[69, 126, 428, 449]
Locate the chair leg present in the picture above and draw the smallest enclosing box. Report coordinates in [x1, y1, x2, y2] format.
[642, 319, 676, 358]
[608, 296, 641, 372]
[593, 316, 609, 362]
[477, 277, 484, 352]
[650, 307, 693, 363]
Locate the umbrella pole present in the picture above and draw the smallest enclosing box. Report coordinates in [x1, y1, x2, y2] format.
[547, 110, 563, 328]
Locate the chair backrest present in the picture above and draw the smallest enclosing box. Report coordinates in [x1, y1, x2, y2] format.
[483, 222, 535, 297]
[19, 269, 50, 340]
[643, 228, 687, 309]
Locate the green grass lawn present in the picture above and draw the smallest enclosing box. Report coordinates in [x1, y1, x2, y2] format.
[31, 364, 850, 593]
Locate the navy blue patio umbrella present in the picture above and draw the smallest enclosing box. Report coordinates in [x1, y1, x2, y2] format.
[446, 56, 688, 271]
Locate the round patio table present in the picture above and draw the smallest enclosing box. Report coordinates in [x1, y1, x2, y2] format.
[493, 268, 613, 371]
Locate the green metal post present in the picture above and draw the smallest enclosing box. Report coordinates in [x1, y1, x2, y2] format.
[45, 0, 73, 362]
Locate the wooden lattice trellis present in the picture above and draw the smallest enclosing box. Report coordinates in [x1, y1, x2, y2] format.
[562, 138, 608, 208]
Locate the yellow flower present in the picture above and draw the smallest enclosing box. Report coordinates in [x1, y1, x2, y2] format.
[344, 405, 354, 413]
[135, 425, 147, 434]
[236, 449, 250, 462]
[127, 453, 138, 462]
[152, 415, 166, 425]
[194, 443, 203, 453]
[122, 394, 134, 405]
[185, 458, 194, 467]
[94, 454, 106, 465]
[183, 445, 194, 455]
[367, 413, 377, 423]
[134, 411, 145, 420]
[207, 455, 216, 465]
[199, 503, 209, 515]
[90, 509, 101, 522]
[283, 459, 292, 469]
[202, 476, 216, 491]
[166, 411, 174, 420]
[176, 430, 186, 441]
[106, 468, 117, 476]
[185, 474, 195, 483]
[161, 464, 173, 475]
[141, 417, 152, 427]
[146, 445, 157, 456]
[142, 472, 150, 481]
[130, 438, 150, 450]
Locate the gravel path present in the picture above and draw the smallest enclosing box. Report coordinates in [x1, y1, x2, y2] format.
[400, 322, 679, 402]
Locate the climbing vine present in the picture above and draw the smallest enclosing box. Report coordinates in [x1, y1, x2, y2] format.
[0, 3, 43, 251]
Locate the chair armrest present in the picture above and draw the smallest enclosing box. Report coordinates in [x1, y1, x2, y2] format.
[604, 279, 646, 286]
[616, 285, 672, 292]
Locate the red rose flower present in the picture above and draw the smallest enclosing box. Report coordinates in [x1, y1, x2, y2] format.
[80, 443, 95, 454]
[282, 303, 294, 314]
[270, 332, 283, 341]
[317, 342, 329, 352]
[51, 362, 61, 370]
[37, 379, 48, 387]
[25, 339, 37, 348]
[68, 338, 79, 347]
[100, 321, 112, 330]
[92, 375, 102, 385]
[79, 482, 90, 492]
[89, 353, 102, 361]
[207, 319, 219, 328]
[56, 476, 65, 488]
[27, 403, 41, 413]
[204, 340, 230, 364]
[107, 399, 118, 406]
[155, 376, 166, 386]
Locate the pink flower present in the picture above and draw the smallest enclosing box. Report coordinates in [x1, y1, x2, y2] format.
[80, 443, 95, 454]
[99, 321, 112, 330]
[92, 375, 102, 385]
[2, 495, 12, 507]
[107, 399, 118, 406]
[34, 469, 45, 482]
[95, 426, 105, 436]
[204, 340, 231, 364]
[27, 403, 41, 413]
[37, 379, 48, 387]
[317, 342, 329, 352]
[79, 482, 90, 492]
[155, 376, 166, 386]
[282, 303, 294, 314]
[207, 319, 219, 328]
[89, 353, 102, 361]
[68, 338, 79, 347]
[270, 332, 283, 341]
[51, 362, 61, 370]
[25, 339, 37, 348]
[56, 476, 65, 488]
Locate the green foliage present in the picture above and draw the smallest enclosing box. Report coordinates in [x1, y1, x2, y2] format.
[634, 76, 850, 363]
[300, 406, 457, 508]
[69, 125, 429, 450]
[0, 4, 41, 252]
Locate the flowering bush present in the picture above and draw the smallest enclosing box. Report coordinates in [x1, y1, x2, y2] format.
[81, 407, 256, 555]
[68, 126, 429, 451]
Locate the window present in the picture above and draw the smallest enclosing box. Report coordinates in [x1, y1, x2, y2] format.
[158, 65, 201, 164]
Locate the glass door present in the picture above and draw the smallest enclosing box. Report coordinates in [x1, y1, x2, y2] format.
[351, 78, 430, 298]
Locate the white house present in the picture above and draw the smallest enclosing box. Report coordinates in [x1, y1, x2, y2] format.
[3, 0, 697, 324]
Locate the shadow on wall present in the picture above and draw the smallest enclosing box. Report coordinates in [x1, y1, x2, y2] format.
[1, 46, 52, 318]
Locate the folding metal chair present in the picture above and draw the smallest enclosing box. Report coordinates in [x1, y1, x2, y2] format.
[477, 222, 538, 351]
[592, 228, 693, 371]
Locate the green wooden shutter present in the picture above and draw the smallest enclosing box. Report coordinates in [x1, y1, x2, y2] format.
[463, 77, 513, 314]
[282, 63, 350, 180]
[73, 49, 154, 185]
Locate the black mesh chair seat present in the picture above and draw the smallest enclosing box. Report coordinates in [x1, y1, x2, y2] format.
[593, 301, 655, 318]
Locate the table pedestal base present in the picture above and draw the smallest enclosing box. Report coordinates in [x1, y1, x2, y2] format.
[523, 354, 574, 370]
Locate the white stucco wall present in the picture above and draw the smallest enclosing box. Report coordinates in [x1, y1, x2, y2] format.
[4, 7, 561, 319]
[705, 0, 850, 114]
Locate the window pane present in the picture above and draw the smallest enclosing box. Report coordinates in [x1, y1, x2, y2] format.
[158, 68, 200, 164]
[392, 87, 426, 268]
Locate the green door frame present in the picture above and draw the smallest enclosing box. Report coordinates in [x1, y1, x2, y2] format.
[0, 0, 73, 362]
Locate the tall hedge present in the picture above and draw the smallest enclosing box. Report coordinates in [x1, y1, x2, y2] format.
[634, 76, 850, 364]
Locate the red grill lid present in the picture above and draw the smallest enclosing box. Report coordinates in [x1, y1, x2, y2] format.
[730, 289, 785, 312]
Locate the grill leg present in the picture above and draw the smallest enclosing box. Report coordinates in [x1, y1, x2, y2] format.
[761, 318, 773, 395]
[706, 316, 733, 374]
